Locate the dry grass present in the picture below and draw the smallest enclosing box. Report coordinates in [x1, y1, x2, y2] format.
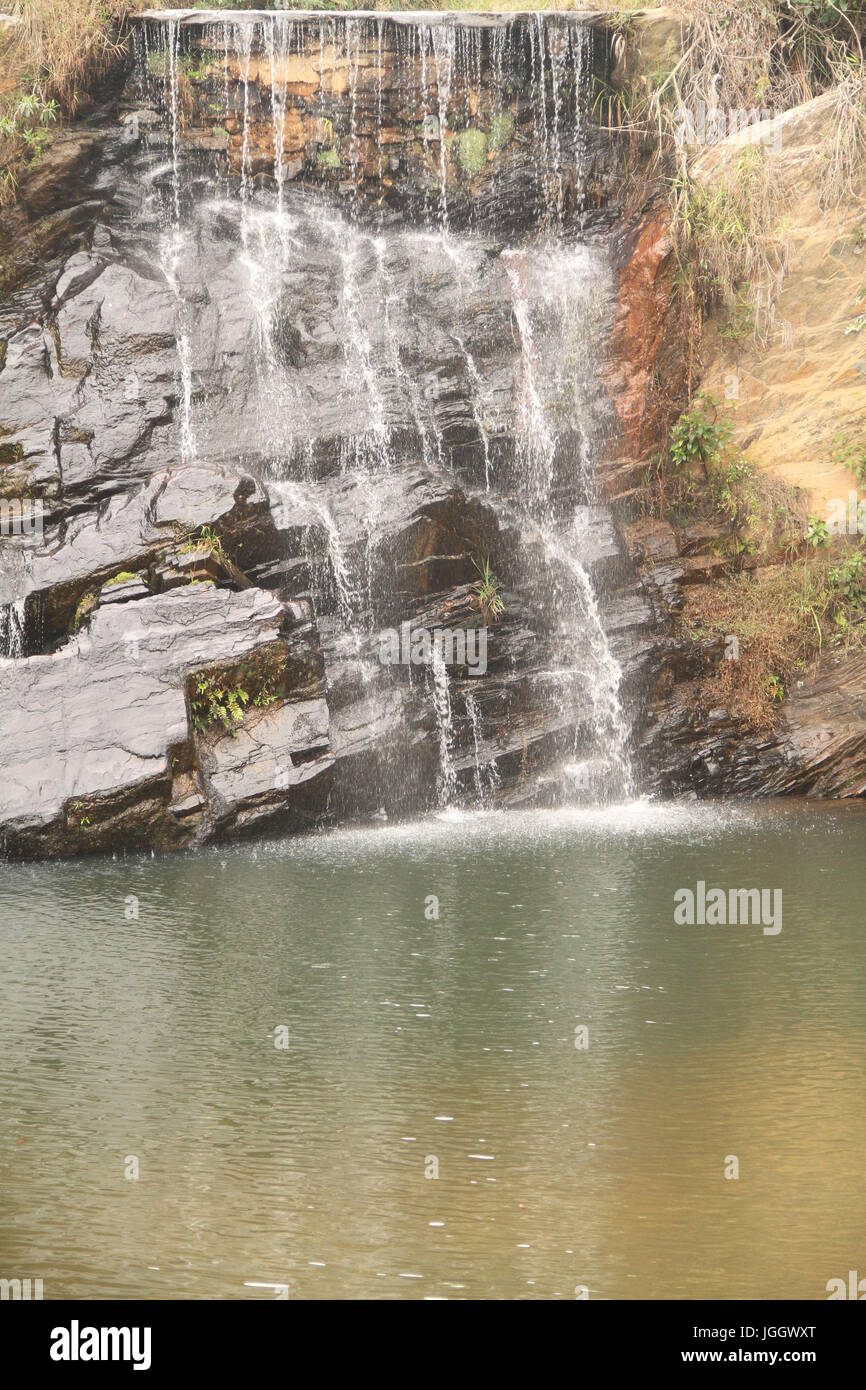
[662, 1, 866, 203]
[825, 51, 866, 205]
[4, 2, 148, 112]
[682, 547, 866, 727]
[601, 1, 866, 345]
[663, 1, 810, 121]
[682, 561, 828, 728]
[669, 145, 791, 343]
[0, 2, 148, 200]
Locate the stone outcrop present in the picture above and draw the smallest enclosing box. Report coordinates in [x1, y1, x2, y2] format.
[0, 581, 331, 858]
[616, 507, 866, 799]
[597, 73, 866, 802]
[0, 13, 656, 858]
[131, 10, 616, 233]
[3, 9, 865, 862]
[693, 91, 866, 509]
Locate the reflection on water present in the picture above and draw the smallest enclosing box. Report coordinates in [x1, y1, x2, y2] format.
[1, 799, 865, 1300]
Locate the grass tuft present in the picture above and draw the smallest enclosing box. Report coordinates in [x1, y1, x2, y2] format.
[0, 1, 148, 200]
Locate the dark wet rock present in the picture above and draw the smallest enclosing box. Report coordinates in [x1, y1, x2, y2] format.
[3, 10, 864, 864]
[198, 695, 333, 837]
[638, 561, 687, 618]
[0, 462, 277, 645]
[763, 652, 866, 797]
[128, 12, 616, 236]
[622, 517, 679, 565]
[0, 583, 331, 859]
[0, 132, 106, 306]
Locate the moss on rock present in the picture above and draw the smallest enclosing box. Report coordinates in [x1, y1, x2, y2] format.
[455, 127, 488, 178]
[72, 590, 98, 633]
[488, 111, 515, 152]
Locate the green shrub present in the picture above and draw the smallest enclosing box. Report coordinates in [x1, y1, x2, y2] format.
[487, 111, 515, 152]
[831, 429, 866, 483]
[669, 394, 733, 474]
[455, 127, 488, 178]
[805, 516, 831, 548]
[829, 549, 866, 604]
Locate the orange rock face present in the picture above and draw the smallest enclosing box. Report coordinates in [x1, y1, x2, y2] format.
[601, 210, 688, 501]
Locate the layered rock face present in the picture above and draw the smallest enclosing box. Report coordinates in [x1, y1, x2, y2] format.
[600, 88, 866, 800]
[133, 9, 615, 232]
[0, 12, 659, 860]
[4, 11, 865, 861]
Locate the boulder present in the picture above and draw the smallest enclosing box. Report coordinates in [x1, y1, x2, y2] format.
[0, 583, 332, 858]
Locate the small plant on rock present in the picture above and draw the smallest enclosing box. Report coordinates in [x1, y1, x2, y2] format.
[669, 393, 733, 478]
[191, 676, 249, 734]
[179, 524, 227, 562]
[189, 644, 291, 737]
[455, 127, 488, 178]
[104, 570, 142, 588]
[805, 516, 831, 548]
[72, 590, 98, 632]
[487, 111, 515, 152]
[472, 557, 504, 623]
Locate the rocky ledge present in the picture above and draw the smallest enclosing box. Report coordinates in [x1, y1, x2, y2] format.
[616, 514, 866, 798]
[128, 9, 617, 234]
[0, 448, 652, 858]
[0, 33, 663, 863]
[599, 83, 866, 803]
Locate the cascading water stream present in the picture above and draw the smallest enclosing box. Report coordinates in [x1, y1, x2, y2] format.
[430, 23, 456, 228]
[131, 10, 633, 814]
[0, 599, 27, 660]
[155, 18, 198, 465]
[431, 639, 458, 808]
[501, 243, 633, 801]
[464, 687, 499, 805]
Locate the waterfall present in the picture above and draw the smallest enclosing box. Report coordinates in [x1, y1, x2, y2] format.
[499, 242, 634, 801]
[453, 332, 492, 491]
[0, 599, 27, 660]
[503, 250, 558, 502]
[156, 17, 198, 465]
[268, 479, 357, 627]
[431, 639, 457, 808]
[130, 11, 632, 813]
[465, 688, 499, 806]
[430, 22, 456, 228]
